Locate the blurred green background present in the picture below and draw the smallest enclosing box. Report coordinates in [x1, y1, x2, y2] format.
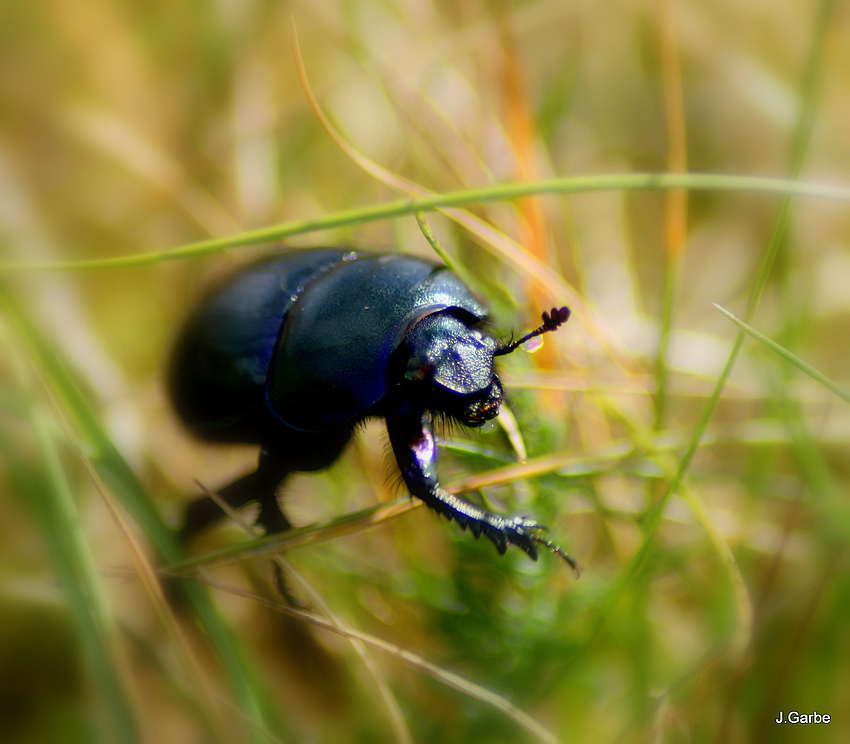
[1, 0, 849, 742]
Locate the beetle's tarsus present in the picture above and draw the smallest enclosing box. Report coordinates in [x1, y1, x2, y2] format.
[535, 534, 581, 574]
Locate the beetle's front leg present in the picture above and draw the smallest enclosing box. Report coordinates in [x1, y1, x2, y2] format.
[387, 411, 547, 560]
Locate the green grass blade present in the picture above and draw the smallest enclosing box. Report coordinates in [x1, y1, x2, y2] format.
[0, 286, 279, 744]
[2, 435, 139, 744]
[2, 340, 139, 743]
[714, 303, 850, 404]
[166, 497, 421, 576]
[570, 0, 837, 664]
[1, 173, 849, 272]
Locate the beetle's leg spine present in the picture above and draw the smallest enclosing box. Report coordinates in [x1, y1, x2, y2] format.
[387, 411, 552, 560]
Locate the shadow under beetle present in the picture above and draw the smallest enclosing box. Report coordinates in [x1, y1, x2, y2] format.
[169, 248, 574, 564]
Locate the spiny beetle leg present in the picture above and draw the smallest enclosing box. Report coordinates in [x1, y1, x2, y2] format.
[388, 412, 547, 560]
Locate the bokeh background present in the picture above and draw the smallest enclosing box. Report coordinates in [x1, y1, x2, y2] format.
[2, 0, 850, 742]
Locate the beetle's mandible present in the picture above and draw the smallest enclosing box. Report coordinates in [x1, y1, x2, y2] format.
[169, 248, 573, 564]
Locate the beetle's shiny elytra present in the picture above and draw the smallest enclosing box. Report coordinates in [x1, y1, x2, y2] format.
[169, 248, 573, 563]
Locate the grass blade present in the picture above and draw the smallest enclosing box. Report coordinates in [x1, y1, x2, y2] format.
[0, 285, 280, 744]
[3, 342, 138, 743]
[0, 174, 848, 272]
[714, 303, 850, 404]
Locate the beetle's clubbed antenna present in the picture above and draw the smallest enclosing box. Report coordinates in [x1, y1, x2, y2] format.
[494, 306, 571, 356]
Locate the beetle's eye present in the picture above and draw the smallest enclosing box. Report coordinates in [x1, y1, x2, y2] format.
[404, 361, 435, 383]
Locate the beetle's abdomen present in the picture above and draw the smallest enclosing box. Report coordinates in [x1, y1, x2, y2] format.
[168, 249, 352, 441]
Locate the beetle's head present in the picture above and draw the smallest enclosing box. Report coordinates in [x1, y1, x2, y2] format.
[397, 306, 571, 427]
[400, 313, 503, 427]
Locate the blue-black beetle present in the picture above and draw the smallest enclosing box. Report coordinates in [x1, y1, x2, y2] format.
[169, 248, 573, 563]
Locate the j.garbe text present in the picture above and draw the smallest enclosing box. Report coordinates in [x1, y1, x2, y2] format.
[775, 711, 830, 724]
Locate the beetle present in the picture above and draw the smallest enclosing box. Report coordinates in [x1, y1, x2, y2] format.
[168, 248, 573, 564]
